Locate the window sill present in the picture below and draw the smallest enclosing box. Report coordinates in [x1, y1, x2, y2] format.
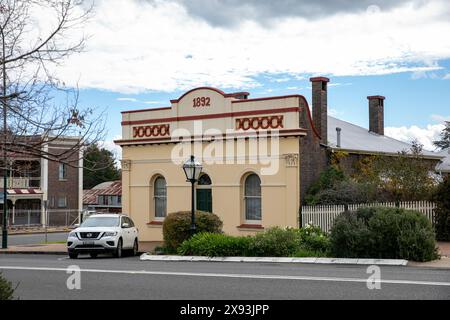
[237, 224, 264, 230]
[147, 220, 163, 227]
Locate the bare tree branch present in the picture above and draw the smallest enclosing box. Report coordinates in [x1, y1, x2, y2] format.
[0, 0, 105, 173]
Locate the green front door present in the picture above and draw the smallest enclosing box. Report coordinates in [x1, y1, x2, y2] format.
[196, 189, 212, 213]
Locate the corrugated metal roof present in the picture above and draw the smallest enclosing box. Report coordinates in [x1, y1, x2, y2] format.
[99, 181, 122, 196]
[92, 181, 116, 190]
[327, 116, 441, 158]
[83, 188, 104, 205]
[83, 181, 121, 205]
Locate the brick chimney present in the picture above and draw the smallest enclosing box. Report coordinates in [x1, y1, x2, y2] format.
[367, 95, 385, 135]
[310, 77, 329, 142]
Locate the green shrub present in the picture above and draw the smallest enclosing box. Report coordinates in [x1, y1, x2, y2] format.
[305, 166, 346, 205]
[292, 248, 329, 258]
[0, 273, 14, 300]
[177, 232, 253, 257]
[248, 227, 300, 257]
[329, 211, 373, 258]
[314, 181, 381, 205]
[329, 206, 438, 261]
[177, 227, 332, 258]
[369, 208, 438, 261]
[163, 211, 223, 252]
[297, 224, 330, 253]
[432, 176, 450, 241]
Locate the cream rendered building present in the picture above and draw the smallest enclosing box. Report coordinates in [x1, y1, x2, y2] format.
[115, 86, 315, 246]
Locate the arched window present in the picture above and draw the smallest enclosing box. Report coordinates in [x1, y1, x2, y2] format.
[198, 174, 212, 186]
[244, 174, 261, 221]
[154, 176, 167, 218]
[197, 174, 212, 213]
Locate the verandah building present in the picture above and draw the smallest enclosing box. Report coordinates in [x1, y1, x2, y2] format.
[115, 77, 443, 247]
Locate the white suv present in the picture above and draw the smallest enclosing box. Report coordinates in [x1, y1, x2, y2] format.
[67, 214, 139, 259]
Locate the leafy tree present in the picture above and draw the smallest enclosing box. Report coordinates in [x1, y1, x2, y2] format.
[83, 144, 120, 189]
[0, 0, 104, 165]
[308, 141, 437, 204]
[352, 141, 437, 202]
[304, 165, 346, 204]
[313, 180, 381, 205]
[433, 121, 450, 150]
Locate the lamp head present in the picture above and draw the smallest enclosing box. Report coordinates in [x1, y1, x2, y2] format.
[182, 155, 202, 182]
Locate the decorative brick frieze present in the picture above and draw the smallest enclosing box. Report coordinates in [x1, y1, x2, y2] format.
[235, 115, 284, 131]
[132, 124, 170, 138]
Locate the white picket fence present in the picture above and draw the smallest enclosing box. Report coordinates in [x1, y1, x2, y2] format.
[301, 201, 436, 232]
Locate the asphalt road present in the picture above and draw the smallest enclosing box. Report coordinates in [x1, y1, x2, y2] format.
[0, 254, 449, 300]
[6, 232, 69, 245]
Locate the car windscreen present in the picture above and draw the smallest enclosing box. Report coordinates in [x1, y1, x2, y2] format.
[80, 216, 120, 227]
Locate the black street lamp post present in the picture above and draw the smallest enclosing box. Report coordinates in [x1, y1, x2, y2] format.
[1, 91, 24, 249]
[182, 155, 203, 237]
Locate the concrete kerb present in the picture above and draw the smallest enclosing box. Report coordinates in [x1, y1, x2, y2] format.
[139, 253, 409, 266]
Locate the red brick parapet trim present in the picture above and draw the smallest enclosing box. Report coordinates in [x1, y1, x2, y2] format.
[121, 107, 300, 126]
[114, 128, 306, 145]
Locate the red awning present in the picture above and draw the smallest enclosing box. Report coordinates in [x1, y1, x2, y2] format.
[0, 188, 43, 195]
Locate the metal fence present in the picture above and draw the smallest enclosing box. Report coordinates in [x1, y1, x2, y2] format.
[5, 209, 82, 228]
[46, 210, 81, 227]
[301, 201, 437, 232]
[11, 210, 41, 226]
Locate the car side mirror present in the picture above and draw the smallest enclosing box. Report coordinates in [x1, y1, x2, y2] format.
[122, 223, 129, 228]
[73, 223, 80, 228]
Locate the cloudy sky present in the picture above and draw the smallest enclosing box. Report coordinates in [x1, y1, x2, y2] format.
[54, 0, 450, 156]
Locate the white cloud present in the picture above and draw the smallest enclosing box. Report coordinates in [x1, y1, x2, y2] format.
[443, 73, 450, 79]
[143, 100, 166, 105]
[49, 0, 450, 93]
[286, 86, 303, 90]
[385, 124, 445, 151]
[328, 82, 352, 87]
[116, 97, 138, 102]
[430, 114, 450, 123]
[271, 77, 291, 83]
[116, 97, 165, 105]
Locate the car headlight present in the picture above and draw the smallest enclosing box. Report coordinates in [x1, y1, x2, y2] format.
[103, 231, 117, 237]
[68, 232, 77, 238]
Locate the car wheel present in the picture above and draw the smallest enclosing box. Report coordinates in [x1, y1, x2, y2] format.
[113, 238, 123, 258]
[132, 239, 139, 256]
[90, 253, 98, 258]
[69, 252, 78, 259]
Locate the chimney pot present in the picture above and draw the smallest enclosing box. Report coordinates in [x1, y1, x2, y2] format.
[336, 127, 341, 148]
[310, 77, 330, 142]
[367, 95, 385, 135]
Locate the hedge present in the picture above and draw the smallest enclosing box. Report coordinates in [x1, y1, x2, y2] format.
[329, 206, 438, 261]
[162, 211, 223, 252]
